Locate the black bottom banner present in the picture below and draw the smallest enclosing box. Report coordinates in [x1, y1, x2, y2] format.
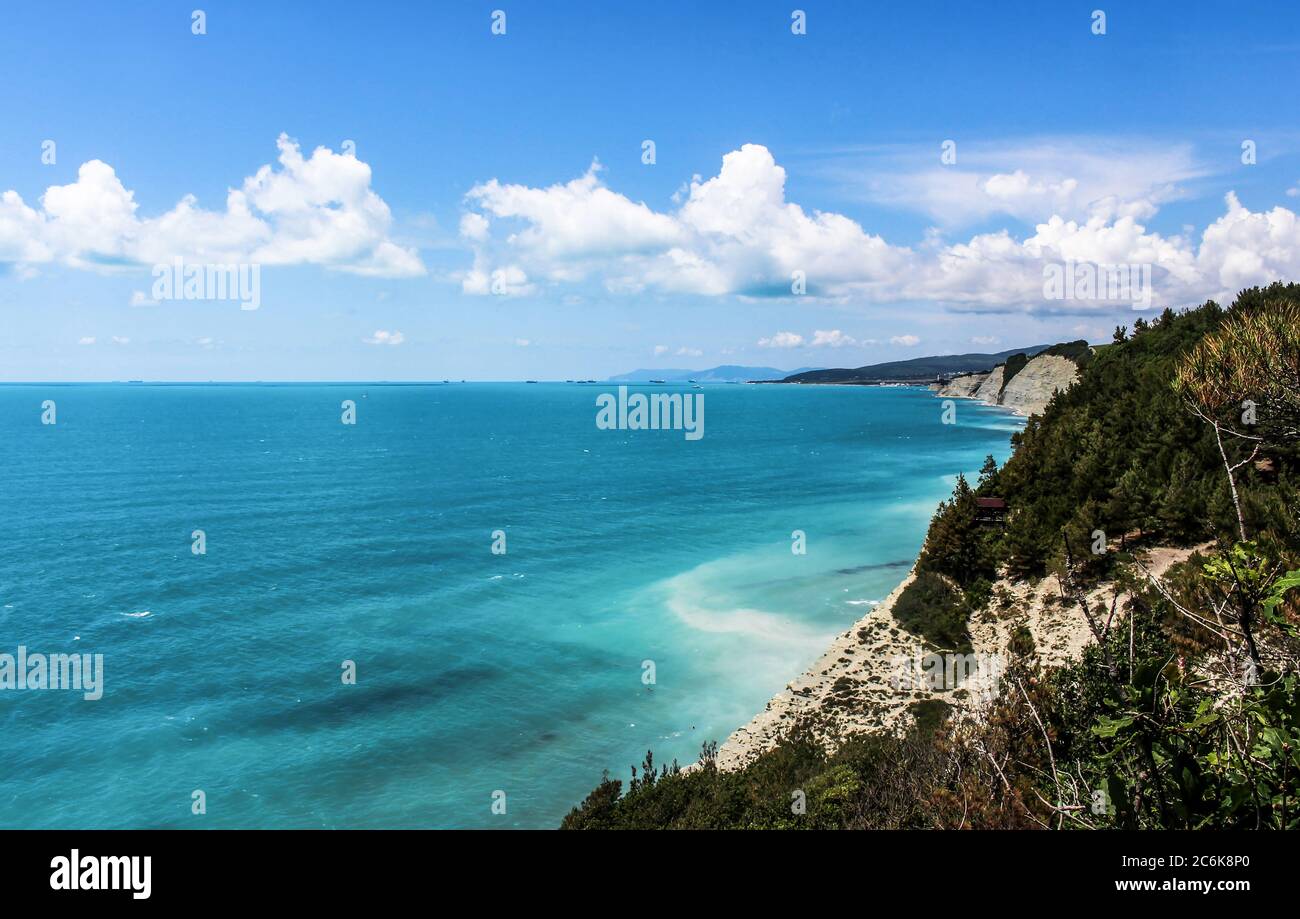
[0, 829, 1274, 905]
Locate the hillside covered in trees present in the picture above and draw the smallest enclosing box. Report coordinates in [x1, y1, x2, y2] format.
[563, 284, 1300, 830]
[782, 344, 1050, 383]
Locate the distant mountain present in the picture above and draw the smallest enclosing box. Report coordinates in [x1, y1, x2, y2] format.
[608, 365, 820, 383]
[780, 346, 1051, 384]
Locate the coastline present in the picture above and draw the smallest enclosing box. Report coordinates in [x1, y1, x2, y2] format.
[716, 386, 1028, 769]
[930, 351, 1082, 418]
[711, 375, 1197, 769]
[930, 383, 1032, 418]
[715, 569, 922, 769]
[940, 389, 1032, 418]
[715, 537, 1210, 771]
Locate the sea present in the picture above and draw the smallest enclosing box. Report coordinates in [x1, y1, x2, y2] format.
[0, 382, 1021, 828]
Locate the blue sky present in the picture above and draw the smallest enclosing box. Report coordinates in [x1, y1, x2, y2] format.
[1, 0, 1298, 380]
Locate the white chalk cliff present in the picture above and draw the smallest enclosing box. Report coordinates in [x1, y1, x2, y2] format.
[931, 351, 1083, 416]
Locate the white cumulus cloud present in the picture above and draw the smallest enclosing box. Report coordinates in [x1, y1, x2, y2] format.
[0, 134, 424, 278]
[457, 142, 1300, 313]
[460, 144, 908, 300]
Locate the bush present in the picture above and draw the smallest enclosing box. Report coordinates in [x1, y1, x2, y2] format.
[893, 570, 972, 652]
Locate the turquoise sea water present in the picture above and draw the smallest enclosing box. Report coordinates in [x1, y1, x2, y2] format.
[0, 383, 1020, 828]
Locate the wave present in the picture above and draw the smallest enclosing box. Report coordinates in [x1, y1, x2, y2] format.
[660, 568, 827, 650]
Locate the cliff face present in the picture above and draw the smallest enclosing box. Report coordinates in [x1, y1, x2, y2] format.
[934, 372, 988, 399]
[934, 351, 1082, 416]
[998, 354, 1078, 415]
[973, 365, 1005, 403]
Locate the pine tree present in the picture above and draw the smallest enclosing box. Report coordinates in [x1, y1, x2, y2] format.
[978, 454, 999, 490]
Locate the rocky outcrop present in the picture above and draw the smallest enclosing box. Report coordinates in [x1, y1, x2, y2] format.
[934, 372, 988, 399]
[934, 350, 1083, 416]
[998, 354, 1078, 415]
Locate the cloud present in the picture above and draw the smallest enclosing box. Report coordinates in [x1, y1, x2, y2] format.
[0, 190, 52, 263]
[761, 329, 864, 348]
[461, 144, 908, 299]
[970, 335, 1000, 345]
[758, 331, 805, 348]
[653, 344, 669, 356]
[110, 336, 130, 345]
[900, 191, 1300, 312]
[514, 337, 531, 347]
[467, 161, 680, 260]
[810, 329, 857, 348]
[675, 346, 703, 357]
[890, 334, 920, 346]
[841, 138, 1207, 227]
[459, 212, 490, 242]
[363, 329, 405, 346]
[130, 290, 158, 307]
[458, 142, 1300, 313]
[77, 336, 95, 345]
[1194, 192, 1300, 296]
[461, 262, 534, 297]
[0, 134, 424, 278]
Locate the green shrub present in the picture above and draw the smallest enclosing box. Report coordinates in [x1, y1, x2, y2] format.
[893, 570, 972, 652]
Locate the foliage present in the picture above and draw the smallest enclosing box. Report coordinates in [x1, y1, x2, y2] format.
[928, 284, 1300, 583]
[999, 352, 1030, 396]
[1175, 292, 1300, 443]
[1041, 338, 1093, 366]
[918, 474, 998, 587]
[892, 570, 973, 652]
